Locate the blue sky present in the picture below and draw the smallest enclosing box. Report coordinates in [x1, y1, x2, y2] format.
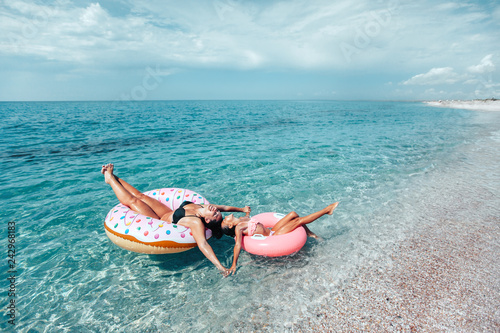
[1, 0, 499, 101]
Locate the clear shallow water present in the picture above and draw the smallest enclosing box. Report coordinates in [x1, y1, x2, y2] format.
[0, 101, 498, 332]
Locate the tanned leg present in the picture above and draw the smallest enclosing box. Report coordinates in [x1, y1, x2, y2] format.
[271, 202, 339, 236]
[302, 225, 320, 239]
[108, 169, 173, 218]
[103, 164, 160, 219]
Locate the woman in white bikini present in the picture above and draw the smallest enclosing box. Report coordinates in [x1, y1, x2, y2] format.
[220, 202, 339, 275]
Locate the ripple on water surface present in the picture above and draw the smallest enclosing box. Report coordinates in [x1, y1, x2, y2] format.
[0, 101, 496, 332]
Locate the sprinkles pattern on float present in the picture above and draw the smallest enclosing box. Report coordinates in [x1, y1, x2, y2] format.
[7, 221, 16, 326]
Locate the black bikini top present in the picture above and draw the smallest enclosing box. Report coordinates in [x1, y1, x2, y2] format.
[172, 201, 201, 224]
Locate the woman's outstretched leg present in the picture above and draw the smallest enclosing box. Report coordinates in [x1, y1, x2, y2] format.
[271, 202, 339, 236]
[103, 164, 161, 219]
[302, 225, 319, 239]
[102, 165, 173, 218]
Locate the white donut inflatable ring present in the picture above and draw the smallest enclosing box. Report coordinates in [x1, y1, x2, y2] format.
[241, 212, 307, 257]
[104, 188, 212, 254]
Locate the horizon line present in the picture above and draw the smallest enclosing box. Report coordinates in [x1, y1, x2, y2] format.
[0, 98, 431, 103]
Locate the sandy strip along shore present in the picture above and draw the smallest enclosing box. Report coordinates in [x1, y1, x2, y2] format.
[425, 99, 500, 112]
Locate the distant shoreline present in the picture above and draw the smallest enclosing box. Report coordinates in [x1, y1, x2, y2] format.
[424, 99, 500, 112]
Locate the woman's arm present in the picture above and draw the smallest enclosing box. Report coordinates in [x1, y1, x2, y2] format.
[228, 224, 245, 275]
[180, 218, 229, 276]
[213, 205, 251, 217]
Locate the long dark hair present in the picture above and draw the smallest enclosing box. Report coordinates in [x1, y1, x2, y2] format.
[221, 223, 235, 238]
[204, 216, 224, 239]
[204, 216, 235, 239]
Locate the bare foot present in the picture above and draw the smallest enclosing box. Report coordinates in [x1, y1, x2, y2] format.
[307, 231, 321, 239]
[303, 225, 322, 240]
[327, 202, 339, 215]
[103, 163, 115, 184]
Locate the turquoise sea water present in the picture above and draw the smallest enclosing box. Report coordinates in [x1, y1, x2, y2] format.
[1, 101, 499, 332]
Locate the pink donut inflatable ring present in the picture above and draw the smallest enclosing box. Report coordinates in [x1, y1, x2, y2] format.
[104, 188, 212, 254]
[241, 212, 307, 257]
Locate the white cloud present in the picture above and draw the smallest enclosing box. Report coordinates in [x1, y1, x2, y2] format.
[1, 0, 499, 100]
[467, 54, 495, 74]
[80, 3, 108, 26]
[402, 67, 462, 85]
[402, 55, 497, 87]
[1, 0, 498, 73]
[0, 0, 402, 70]
[434, 3, 470, 11]
[463, 79, 480, 85]
[399, 55, 499, 99]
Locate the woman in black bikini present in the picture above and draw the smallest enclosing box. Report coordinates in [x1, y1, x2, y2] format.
[101, 163, 250, 276]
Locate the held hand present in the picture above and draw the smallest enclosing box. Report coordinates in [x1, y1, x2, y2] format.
[228, 266, 237, 276]
[221, 268, 231, 278]
[243, 206, 251, 217]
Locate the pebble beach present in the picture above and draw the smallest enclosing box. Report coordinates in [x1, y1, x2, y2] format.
[293, 101, 500, 332]
[425, 99, 500, 112]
